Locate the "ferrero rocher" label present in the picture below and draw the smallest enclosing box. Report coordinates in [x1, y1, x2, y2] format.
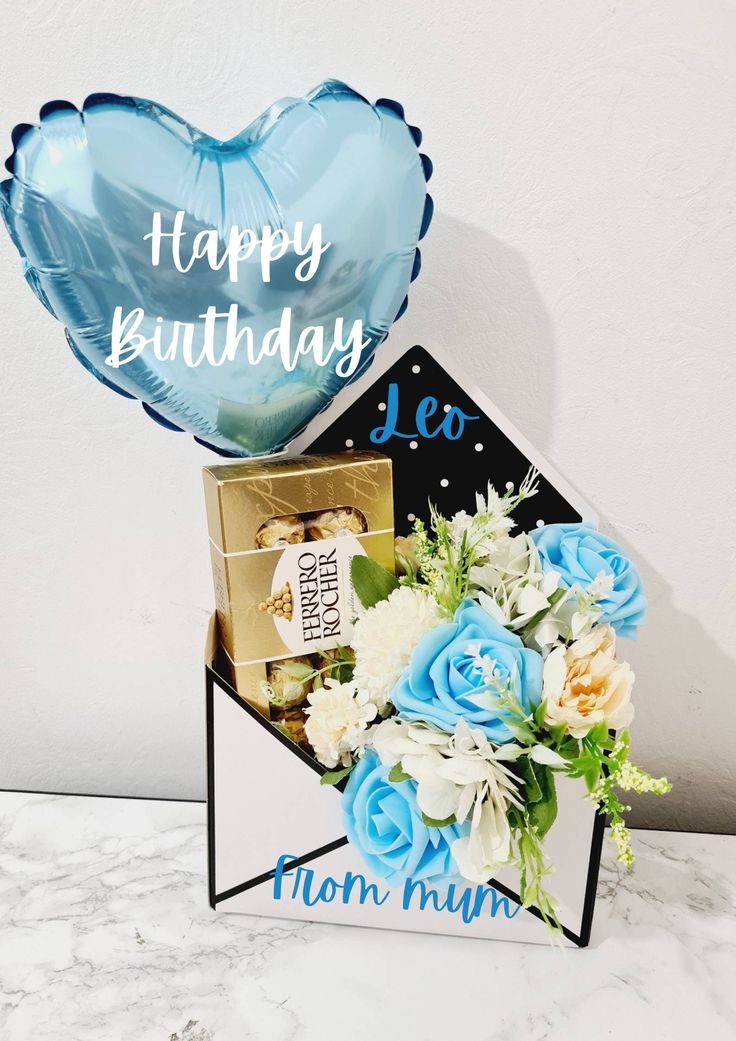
[299, 545, 340, 640]
[258, 534, 364, 655]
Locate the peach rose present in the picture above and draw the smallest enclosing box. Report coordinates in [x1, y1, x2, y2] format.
[542, 626, 634, 738]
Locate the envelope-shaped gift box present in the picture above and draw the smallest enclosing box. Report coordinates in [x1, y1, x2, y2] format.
[204, 345, 605, 947]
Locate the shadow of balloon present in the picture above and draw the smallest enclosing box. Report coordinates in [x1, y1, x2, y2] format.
[411, 211, 559, 454]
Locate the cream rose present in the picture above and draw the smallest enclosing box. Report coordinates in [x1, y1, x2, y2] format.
[542, 625, 634, 738]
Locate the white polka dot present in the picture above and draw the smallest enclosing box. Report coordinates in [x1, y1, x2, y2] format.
[474, 443, 484, 452]
[409, 440, 418, 450]
[443, 404, 451, 413]
[440, 478, 449, 487]
[506, 482, 514, 491]
[536, 519, 545, 528]
[411, 364, 421, 374]
[345, 438, 354, 448]
[377, 402, 386, 412]
[407, 513, 416, 522]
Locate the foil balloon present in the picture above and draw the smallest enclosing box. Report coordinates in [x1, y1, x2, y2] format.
[1, 81, 432, 455]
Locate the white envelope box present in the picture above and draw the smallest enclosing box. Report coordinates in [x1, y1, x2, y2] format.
[205, 652, 604, 947]
[205, 343, 606, 947]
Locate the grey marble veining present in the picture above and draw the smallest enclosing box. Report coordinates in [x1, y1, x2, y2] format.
[0, 792, 733, 1040]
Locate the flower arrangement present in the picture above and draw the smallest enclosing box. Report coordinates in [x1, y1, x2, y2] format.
[298, 471, 670, 929]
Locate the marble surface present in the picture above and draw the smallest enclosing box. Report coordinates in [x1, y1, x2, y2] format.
[0, 792, 733, 1041]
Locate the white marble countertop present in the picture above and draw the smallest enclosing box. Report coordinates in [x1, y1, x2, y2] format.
[0, 792, 733, 1041]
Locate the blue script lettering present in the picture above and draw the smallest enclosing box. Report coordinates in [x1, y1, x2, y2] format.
[272, 854, 390, 907]
[402, 879, 521, 924]
[370, 383, 479, 444]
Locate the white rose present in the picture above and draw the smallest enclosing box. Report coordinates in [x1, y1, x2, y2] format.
[542, 625, 634, 738]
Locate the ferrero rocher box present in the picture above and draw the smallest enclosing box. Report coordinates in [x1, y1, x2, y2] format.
[203, 451, 394, 721]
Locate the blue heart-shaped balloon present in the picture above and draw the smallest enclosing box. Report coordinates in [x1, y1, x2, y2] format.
[1, 81, 431, 455]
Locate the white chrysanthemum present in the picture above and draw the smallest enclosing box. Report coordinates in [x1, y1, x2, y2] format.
[304, 679, 377, 769]
[352, 586, 445, 710]
[371, 717, 523, 883]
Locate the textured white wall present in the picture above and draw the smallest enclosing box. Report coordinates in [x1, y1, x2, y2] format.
[1, 0, 734, 832]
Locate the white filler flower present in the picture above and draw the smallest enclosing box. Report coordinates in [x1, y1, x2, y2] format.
[372, 717, 523, 883]
[304, 680, 377, 769]
[352, 586, 445, 711]
[470, 532, 559, 630]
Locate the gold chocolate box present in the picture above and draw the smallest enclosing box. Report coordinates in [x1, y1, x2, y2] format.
[203, 451, 395, 714]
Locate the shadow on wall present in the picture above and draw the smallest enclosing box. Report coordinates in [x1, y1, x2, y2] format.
[422, 213, 559, 457]
[605, 526, 736, 835]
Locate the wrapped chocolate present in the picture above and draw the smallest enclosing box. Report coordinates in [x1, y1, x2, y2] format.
[264, 656, 313, 707]
[306, 506, 367, 541]
[272, 705, 310, 749]
[255, 514, 305, 549]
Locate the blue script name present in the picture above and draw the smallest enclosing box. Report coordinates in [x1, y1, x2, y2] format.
[370, 383, 479, 444]
[271, 854, 520, 925]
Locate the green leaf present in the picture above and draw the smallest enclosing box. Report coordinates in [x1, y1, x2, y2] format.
[568, 753, 602, 792]
[388, 763, 411, 783]
[515, 757, 543, 802]
[421, 812, 457, 828]
[334, 662, 354, 684]
[548, 724, 570, 747]
[320, 764, 355, 786]
[502, 717, 538, 746]
[528, 765, 558, 838]
[585, 722, 612, 748]
[351, 555, 399, 610]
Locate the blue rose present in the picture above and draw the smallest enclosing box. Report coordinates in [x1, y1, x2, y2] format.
[531, 523, 646, 639]
[342, 750, 467, 887]
[391, 600, 543, 743]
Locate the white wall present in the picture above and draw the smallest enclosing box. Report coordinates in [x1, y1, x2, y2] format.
[1, 0, 734, 832]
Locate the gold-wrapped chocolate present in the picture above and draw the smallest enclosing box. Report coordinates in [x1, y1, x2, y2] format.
[306, 506, 367, 541]
[255, 514, 305, 549]
[264, 656, 313, 707]
[272, 705, 310, 749]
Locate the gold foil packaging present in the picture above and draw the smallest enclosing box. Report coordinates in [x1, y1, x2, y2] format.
[203, 451, 394, 733]
[306, 506, 367, 541]
[255, 514, 305, 549]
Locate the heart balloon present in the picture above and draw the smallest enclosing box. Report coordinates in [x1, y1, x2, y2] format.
[1, 81, 432, 455]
